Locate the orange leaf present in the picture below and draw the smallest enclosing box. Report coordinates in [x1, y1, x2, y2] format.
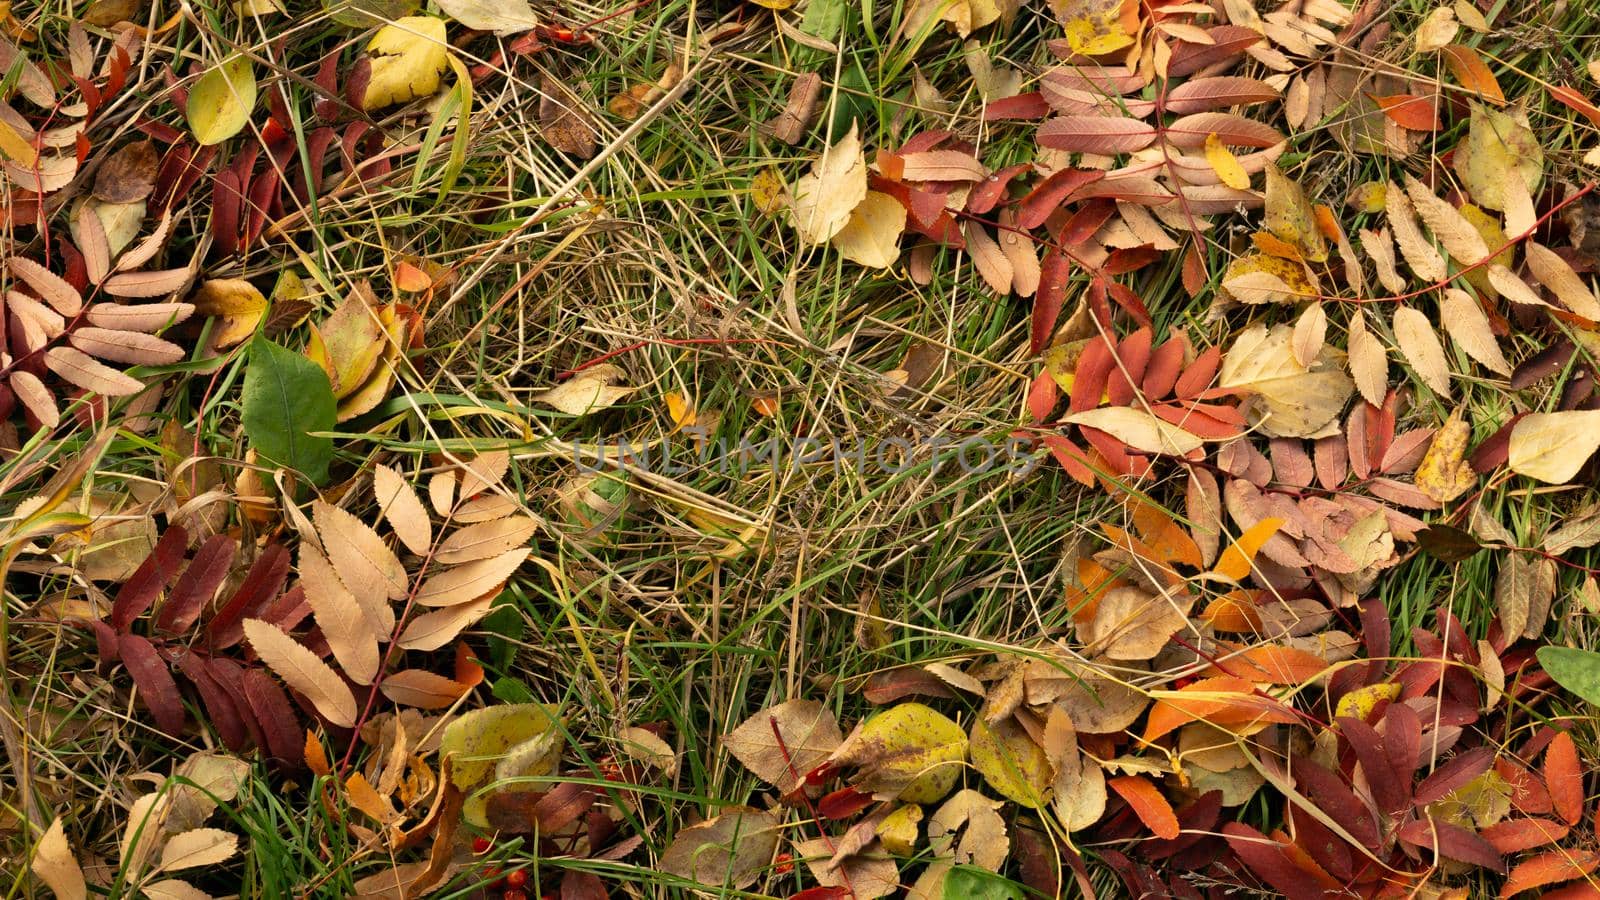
[1501, 849, 1600, 899]
[1143, 675, 1300, 741]
[1108, 775, 1180, 839]
[1252, 231, 1303, 260]
[1440, 45, 1504, 105]
[305, 730, 331, 777]
[454, 641, 485, 688]
[1550, 85, 1600, 128]
[1069, 557, 1123, 622]
[1372, 93, 1442, 131]
[1213, 518, 1284, 581]
[1131, 500, 1204, 570]
[1207, 645, 1329, 683]
[1312, 203, 1342, 242]
[394, 261, 432, 293]
[1546, 731, 1584, 825]
[1199, 591, 1265, 631]
[1480, 817, 1570, 854]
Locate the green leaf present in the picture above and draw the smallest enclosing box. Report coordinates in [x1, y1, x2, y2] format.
[943, 866, 1026, 900]
[1537, 646, 1600, 706]
[241, 335, 336, 486]
[186, 54, 257, 146]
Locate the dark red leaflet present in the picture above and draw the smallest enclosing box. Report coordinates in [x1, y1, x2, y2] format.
[1104, 246, 1162, 275]
[861, 667, 956, 704]
[1395, 818, 1503, 872]
[119, 633, 185, 735]
[1294, 760, 1380, 849]
[1143, 790, 1221, 860]
[1057, 196, 1116, 245]
[1338, 716, 1408, 814]
[206, 543, 291, 648]
[109, 524, 189, 632]
[1165, 25, 1262, 77]
[559, 871, 609, 900]
[818, 786, 874, 820]
[203, 658, 268, 752]
[262, 584, 311, 632]
[1288, 804, 1353, 879]
[1383, 702, 1423, 782]
[241, 666, 304, 767]
[175, 652, 251, 752]
[1027, 372, 1058, 422]
[1105, 282, 1152, 327]
[1415, 746, 1494, 804]
[1030, 248, 1072, 354]
[1018, 168, 1104, 230]
[1220, 823, 1342, 900]
[89, 619, 120, 666]
[966, 163, 1030, 215]
[1469, 414, 1520, 473]
[156, 534, 237, 635]
[1080, 426, 1141, 474]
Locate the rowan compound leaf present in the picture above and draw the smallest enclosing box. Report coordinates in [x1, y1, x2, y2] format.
[1441, 288, 1511, 375]
[789, 122, 868, 244]
[1508, 410, 1600, 483]
[314, 499, 407, 623]
[831, 191, 906, 269]
[1392, 306, 1452, 396]
[30, 817, 86, 900]
[657, 808, 783, 890]
[1062, 407, 1204, 455]
[1415, 412, 1477, 502]
[1264, 163, 1327, 262]
[724, 699, 844, 791]
[299, 544, 380, 685]
[243, 618, 358, 728]
[1292, 303, 1327, 367]
[186, 54, 256, 146]
[363, 16, 449, 110]
[1403, 176, 1490, 265]
[242, 335, 336, 485]
[834, 702, 968, 803]
[372, 464, 433, 556]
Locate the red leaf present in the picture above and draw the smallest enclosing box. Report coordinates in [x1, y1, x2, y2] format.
[1166, 26, 1262, 78]
[1031, 248, 1072, 354]
[1027, 371, 1058, 422]
[1104, 246, 1162, 275]
[1415, 746, 1495, 804]
[176, 653, 252, 752]
[1108, 775, 1179, 839]
[1041, 434, 1097, 485]
[1069, 337, 1116, 411]
[1549, 85, 1600, 127]
[1338, 716, 1408, 814]
[1480, 817, 1570, 853]
[1545, 730, 1584, 825]
[984, 91, 1051, 121]
[241, 664, 306, 766]
[156, 535, 237, 635]
[1221, 822, 1342, 899]
[966, 163, 1030, 214]
[1058, 197, 1117, 245]
[1498, 756, 1556, 816]
[1141, 337, 1184, 399]
[817, 786, 874, 820]
[1163, 76, 1279, 115]
[1174, 345, 1222, 399]
[110, 525, 189, 632]
[1106, 327, 1153, 406]
[1501, 849, 1600, 899]
[1105, 282, 1152, 327]
[119, 633, 184, 735]
[1371, 93, 1442, 130]
[1018, 168, 1103, 230]
[206, 543, 291, 648]
[1037, 115, 1157, 154]
[1396, 818, 1504, 872]
[1165, 112, 1284, 148]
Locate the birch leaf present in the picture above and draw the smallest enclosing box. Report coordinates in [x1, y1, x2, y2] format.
[831, 191, 906, 269]
[1264, 163, 1327, 262]
[186, 55, 256, 146]
[1392, 306, 1451, 396]
[363, 17, 450, 110]
[243, 619, 358, 728]
[1508, 410, 1600, 483]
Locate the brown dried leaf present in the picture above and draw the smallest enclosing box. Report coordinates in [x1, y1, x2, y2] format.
[1440, 288, 1511, 375]
[724, 699, 843, 791]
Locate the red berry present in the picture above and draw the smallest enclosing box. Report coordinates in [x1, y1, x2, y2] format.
[502, 891, 528, 900]
[774, 852, 794, 875]
[484, 866, 503, 888]
[471, 837, 492, 854]
[505, 870, 529, 888]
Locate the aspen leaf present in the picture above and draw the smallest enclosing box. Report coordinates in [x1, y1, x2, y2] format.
[1508, 410, 1600, 483]
[363, 17, 450, 110]
[1414, 6, 1458, 52]
[831, 191, 906, 269]
[441, 703, 562, 790]
[1392, 306, 1451, 396]
[1213, 518, 1284, 581]
[1063, 407, 1204, 455]
[186, 54, 256, 146]
[658, 808, 783, 890]
[970, 717, 1053, 808]
[724, 699, 844, 791]
[789, 123, 868, 244]
[1455, 104, 1542, 212]
[243, 618, 358, 728]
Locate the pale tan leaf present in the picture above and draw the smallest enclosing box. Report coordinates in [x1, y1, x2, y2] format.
[244, 619, 357, 727]
[831, 191, 906, 269]
[532, 364, 635, 416]
[1403, 176, 1489, 265]
[1360, 227, 1407, 295]
[1455, 0, 1489, 30]
[69, 327, 185, 365]
[964, 221, 1013, 295]
[116, 211, 175, 272]
[455, 493, 518, 523]
[1502, 167, 1537, 236]
[724, 699, 844, 791]
[414, 548, 530, 607]
[997, 207, 1039, 297]
[1347, 308, 1388, 407]
[314, 500, 407, 630]
[658, 808, 783, 890]
[10, 371, 58, 428]
[395, 595, 493, 651]
[428, 471, 456, 517]
[1292, 303, 1327, 367]
[1219, 323, 1354, 437]
[1284, 76, 1310, 129]
[1415, 6, 1458, 52]
[372, 464, 432, 556]
[141, 879, 214, 900]
[103, 267, 192, 298]
[1509, 410, 1600, 483]
[1386, 184, 1447, 281]
[8, 256, 83, 315]
[379, 669, 470, 709]
[457, 450, 510, 499]
[1391, 306, 1451, 396]
[1080, 586, 1190, 660]
[1487, 264, 1547, 306]
[157, 829, 238, 872]
[435, 516, 537, 565]
[85, 302, 195, 333]
[789, 123, 868, 244]
[299, 545, 380, 685]
[75, 203, 111, 285]
[121, 793, 170, 880]
[1524, 241, 1600, 319]
[44, 346, 143, 396]
[1062, 407, 1204, 455]
[900, 150, 987, 181]
[1441, 288, 1511, 375]
[30, 816, 86, 900]
[7, 290, 64, 336]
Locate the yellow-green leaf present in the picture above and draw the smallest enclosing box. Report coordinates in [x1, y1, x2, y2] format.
[186, 54, 256, 146]
[363, 16, 450, 110]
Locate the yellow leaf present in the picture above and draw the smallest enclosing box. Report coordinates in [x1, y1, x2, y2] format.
[790, 123, 868, 244]
[831, 190, 907, 269]
[192, 279, 268, 350]
[1415, 412, 1477, 502]
[751, 166, 786, 215]
[1058, 0, 1136, 56]
[879, 804, 923, 855]
[835, 702, 968, 803]
[1264, 162, 1327, 262]
[186, 54, 256, 146]
[363, 16, 450, 110]
[1346, 181, 1387, 213]
[1213, 517, 1284, 581]
[1335, 682, 1400, 721]
[1204, 133, 1251, 189]
[664, 390, 696, 431]
[970, 717, 1053, 808]
[1508, 410, 1600, 484]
